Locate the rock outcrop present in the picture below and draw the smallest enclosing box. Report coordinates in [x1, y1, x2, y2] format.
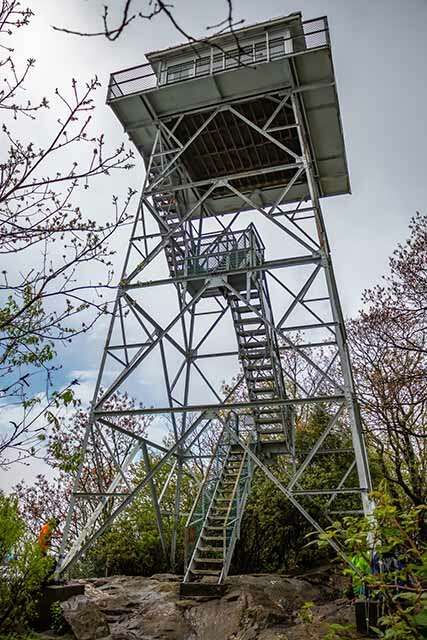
[61, 594, 111, 640]
[61, 570, 361, 640]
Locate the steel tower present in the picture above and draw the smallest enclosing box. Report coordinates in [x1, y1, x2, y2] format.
[57, 13, 372, 583]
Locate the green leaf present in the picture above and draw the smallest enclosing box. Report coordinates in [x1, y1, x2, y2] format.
[413, 609, 427, 627]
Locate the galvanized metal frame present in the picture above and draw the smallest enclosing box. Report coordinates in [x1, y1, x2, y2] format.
[56, 78, 372, 578]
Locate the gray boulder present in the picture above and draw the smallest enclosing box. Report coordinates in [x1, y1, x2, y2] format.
[61, 594, 111, 640]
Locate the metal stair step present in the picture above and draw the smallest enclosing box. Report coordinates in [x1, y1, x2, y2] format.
[237, 329, 267, 337]
[241, 342, 268, 351]
[256, 409, 282, 415]
[257, 428, 284, 435]
[246, 364, 273, 371]
[242, 353, 269, 361]
[236, 305, 262, 313]
[251, 389, 276, 395]
[198, 546, 224, 553]
[236, 317, 263, 325]
[232, 296, 260, 305]
[190, 569, 221, 576]
[194, 557, 223, 565]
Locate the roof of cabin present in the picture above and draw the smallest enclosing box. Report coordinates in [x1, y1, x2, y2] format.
[146, 12, 302, 62]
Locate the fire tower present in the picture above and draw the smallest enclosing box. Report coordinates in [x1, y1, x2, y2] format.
[57, 13, 372, 587]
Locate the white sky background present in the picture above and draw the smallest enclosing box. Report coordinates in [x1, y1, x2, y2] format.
[1, 0, 426, 491]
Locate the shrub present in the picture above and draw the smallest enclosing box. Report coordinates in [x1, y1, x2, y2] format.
[0, 493, 52, 632]
[317, 491, 427, 639]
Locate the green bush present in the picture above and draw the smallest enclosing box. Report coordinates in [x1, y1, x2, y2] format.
[0, 493, 52, 633]
[317, 491, 427, 639]
[50, 601, 68, 634]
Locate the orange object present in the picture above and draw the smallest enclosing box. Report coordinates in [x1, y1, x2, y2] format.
[38, 522, 54, 554]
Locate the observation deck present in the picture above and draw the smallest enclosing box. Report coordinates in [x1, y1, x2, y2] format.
[107, 13, 350, 212]
[172, 225, 264, 297]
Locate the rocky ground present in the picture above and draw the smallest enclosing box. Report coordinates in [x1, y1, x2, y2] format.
[61, 569, 363, 640]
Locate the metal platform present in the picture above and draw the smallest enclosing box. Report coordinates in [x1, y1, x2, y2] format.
[108, 14, 350, 215]
[173, 225, 264, 297]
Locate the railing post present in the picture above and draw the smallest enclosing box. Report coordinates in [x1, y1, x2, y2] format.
[324, 17, 331, 47]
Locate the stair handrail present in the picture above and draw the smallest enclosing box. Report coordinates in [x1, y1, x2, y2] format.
[222, 451, 247, 544]
[183, 423, 233, 576]
[183, 431, 234, 582]
[184, 424, 226, 530]
[220, 435, 255, 582]
[221, 445, 249, 569]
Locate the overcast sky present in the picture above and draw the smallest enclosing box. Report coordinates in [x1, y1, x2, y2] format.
[1, 0, 426, 490]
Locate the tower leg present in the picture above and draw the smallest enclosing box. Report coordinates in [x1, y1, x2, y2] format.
[291, 93, 373, 515]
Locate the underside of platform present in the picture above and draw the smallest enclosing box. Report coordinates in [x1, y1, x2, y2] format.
[108, 19, 350, 213]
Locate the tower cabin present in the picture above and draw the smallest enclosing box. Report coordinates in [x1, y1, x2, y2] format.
[107, 13, 350, 221]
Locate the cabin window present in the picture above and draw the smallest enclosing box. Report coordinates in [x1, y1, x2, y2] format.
[212, 52, 224, 72]
[162, 26, 293, 85]
[166, 60, 194, 83]
[195, 56, 210, 77]
[255, 41, 267, 62]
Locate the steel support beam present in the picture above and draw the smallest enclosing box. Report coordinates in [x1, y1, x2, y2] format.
[58, 82, 372, 577]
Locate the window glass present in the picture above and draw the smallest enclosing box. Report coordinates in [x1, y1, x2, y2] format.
[195, 56, 210, 77]
[255, 41, 267, 61]
[269, 36, 285, 59]
[166, 60, 194, 83]
[212, 52, 224, 72]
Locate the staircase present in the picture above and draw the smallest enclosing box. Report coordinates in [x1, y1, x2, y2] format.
[228, 272, 293, 450]
[147, 142, 194, 280]
[148, 191, 293, 592]
[182, 428, 253, 594]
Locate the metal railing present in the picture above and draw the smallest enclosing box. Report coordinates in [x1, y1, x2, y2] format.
[183, 423, 229, 574]
[220, 436, 254, 582]
[183, 415, 255, 583]
[107, 17, 329, 101]
[180, 224, 265, 279]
